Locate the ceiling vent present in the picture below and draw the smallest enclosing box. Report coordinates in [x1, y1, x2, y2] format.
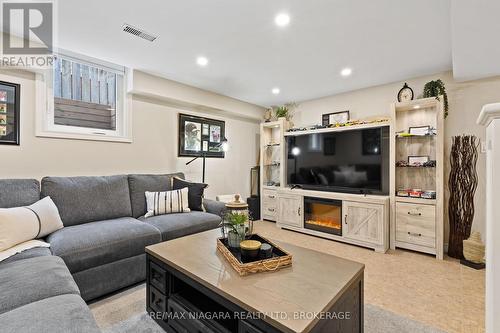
[122, 23, 157, 42]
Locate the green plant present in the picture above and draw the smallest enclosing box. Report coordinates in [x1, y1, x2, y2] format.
[221, 212, 248, 236]
[275, 105, 289, 118]
[423, 79, 449, 118]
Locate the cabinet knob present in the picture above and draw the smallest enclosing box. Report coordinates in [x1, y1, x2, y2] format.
[268, 208, 275, 212]
[297, 207, 301, 216]
[408, 231, 422, 237]
[408, 211, 422, 216]
[268, 195, 276, 199]
[345, 214, 348, 224]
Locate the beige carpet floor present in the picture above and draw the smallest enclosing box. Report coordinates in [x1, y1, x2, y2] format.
[89, 221, 485, 333]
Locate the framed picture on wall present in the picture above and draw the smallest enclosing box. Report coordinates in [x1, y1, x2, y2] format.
[178, 113, 225, 158]
[0, 81, 20, 145]
[322, 110, 350, 126]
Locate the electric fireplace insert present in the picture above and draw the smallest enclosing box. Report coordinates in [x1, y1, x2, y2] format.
[304, 197, 342, 236]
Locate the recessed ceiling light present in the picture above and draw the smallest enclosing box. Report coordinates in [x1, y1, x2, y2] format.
[413, 105, 421, 109]
[274, 13, 290, 27]
[340, 68, 352, 77]
[196, 56, 209, 67]
[272, 87, 280, 95]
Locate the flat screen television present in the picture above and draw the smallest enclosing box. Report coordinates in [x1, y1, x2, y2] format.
[286, 126, 390, 195]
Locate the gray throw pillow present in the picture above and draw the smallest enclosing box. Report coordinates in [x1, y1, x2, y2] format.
[172, 177, 208, 211]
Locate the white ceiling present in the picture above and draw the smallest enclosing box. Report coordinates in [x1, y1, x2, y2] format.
[55, 0, 466, 107]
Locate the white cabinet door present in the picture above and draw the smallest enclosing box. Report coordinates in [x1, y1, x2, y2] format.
[343, 201, 383, 245]
[278, 195, 303, 228]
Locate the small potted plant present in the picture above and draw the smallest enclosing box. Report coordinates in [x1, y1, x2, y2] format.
[275, 105, 289, 119]
[423, 79, 449, 118]
[221, 212, 248, 248]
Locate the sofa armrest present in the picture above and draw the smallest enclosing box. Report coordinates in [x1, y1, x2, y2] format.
[203, 199, 226, 217]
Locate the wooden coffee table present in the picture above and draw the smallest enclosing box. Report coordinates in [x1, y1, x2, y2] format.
[146, 229, 364, 333]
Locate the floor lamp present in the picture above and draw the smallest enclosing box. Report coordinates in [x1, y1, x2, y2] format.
[185, 137, 229, 183]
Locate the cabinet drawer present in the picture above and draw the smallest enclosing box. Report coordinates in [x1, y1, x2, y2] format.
[149, 261, 167, 294]
[262, 189, 277, 205]
[148, 285, 167, 314]
[396, 202, 435, 248]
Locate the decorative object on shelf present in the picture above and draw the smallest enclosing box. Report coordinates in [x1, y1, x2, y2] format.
[397, 83, 414, 102]
[408, 155, 430, 166]
[275, 105, 289, 119]
[448, 135, 478, 259]
[322, 110, 350, 126]
[0, 81, 20, 145]
[397, 189, 410, 197]
[409, 125, 431, 136]
[216, 233, 292, 275]
[264, 108, 273, 122]
[178, 113, 226, 158]
[421, 190, 436, 199]
[409, 189, 423, 198]
[287, 117, 390, 132]
[423, 79, 449, 118]
[462, 231, 485, 264]
[423, 160, 437, 167]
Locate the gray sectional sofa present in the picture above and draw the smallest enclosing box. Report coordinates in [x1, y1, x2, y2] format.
[0, 173, 225, 333]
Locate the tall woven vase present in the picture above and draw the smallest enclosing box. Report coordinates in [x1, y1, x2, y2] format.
[448, 135, 478, 259]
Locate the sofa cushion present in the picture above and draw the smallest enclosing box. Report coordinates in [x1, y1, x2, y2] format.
[172, 176, 208, 211]
[0, 246, 52, 266]
[47, 217, 161, 273]
[0, 179, 39, 208]
[140, 211, 221, 241]
[128, 173, 184, 218]
[0, 256, 80, 314]
[41, 175, 133, 226]
[0, 294, 100, 333]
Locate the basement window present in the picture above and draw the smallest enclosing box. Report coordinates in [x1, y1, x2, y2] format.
[36, 52, 131, 142]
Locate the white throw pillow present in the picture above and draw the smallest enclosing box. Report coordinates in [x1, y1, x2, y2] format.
[0, 196, 63, 252]
[145, 188, 191, 218]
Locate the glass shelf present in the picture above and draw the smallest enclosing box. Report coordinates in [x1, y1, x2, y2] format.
[396, 134, 437, 139]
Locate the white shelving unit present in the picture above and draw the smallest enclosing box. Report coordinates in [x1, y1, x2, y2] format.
[260, 118, 287, 221]
[390, 97, 445, 259]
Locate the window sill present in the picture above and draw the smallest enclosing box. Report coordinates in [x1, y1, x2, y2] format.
[35, 130, 132, 143]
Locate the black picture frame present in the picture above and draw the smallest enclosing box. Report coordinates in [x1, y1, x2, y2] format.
[408, 125, 431, 136]
[178, 113, 225, 158]
[322, 110, 350, 126]
[0, 81, 20, 145]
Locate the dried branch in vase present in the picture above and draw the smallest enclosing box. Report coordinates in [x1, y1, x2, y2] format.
[448, 135, 478, 259]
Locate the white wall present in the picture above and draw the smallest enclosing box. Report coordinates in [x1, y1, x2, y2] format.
[0, 70, 262, 199]
[293, 71, 500, 241]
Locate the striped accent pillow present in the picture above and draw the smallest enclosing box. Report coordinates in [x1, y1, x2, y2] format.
[144, 188, 191, 218]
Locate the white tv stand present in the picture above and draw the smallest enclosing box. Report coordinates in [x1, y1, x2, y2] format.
[275, 187, 390, 253]
[260, 120, 392, 253]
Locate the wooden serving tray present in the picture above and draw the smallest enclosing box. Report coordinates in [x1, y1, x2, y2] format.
[216, 234, 292, 276]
